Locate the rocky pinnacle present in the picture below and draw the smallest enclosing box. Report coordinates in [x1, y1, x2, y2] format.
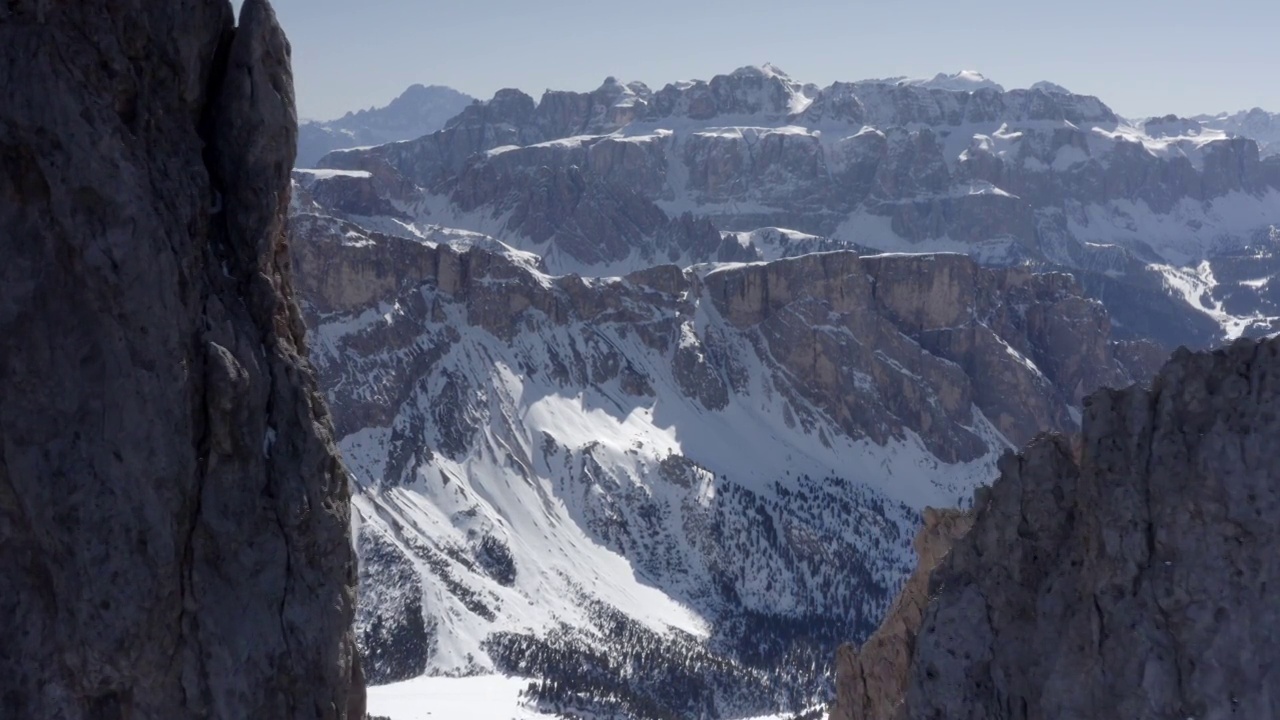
[832, 335, 1280, 719]
[0, 1, 363, 718]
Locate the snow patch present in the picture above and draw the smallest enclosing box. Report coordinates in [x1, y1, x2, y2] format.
[293, 168, 373, 180]
[1151, 260, 1278, 338]
[367, 675, 543, 720]
[901, 70, 1004, 94]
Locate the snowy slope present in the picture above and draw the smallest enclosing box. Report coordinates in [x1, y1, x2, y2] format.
[368, 676, 545, 720]
[323, 271, 980, 667]
[293, 212, 1152, 718]
[900, 70, 1005, 93]
[330, 289, 953, 716]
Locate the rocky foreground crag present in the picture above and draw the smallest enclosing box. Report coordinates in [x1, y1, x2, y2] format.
[833, 335, 1280, 720]
[0, 1, 362, 717]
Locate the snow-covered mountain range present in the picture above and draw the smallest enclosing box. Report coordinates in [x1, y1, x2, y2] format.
[297, 84, 473, 167]
[308, 65, 1280, 348]
[1196, 107, 1280, 158]
[289, 66, 1280, 718]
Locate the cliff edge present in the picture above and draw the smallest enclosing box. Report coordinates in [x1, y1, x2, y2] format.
[0, 1, 363, 717]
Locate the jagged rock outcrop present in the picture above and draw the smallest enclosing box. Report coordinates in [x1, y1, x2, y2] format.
[0, 1, 362, 718]
[832, 335, 1280, 720]
[830, 508, 974, 720]
[294, 216, 1148, 467]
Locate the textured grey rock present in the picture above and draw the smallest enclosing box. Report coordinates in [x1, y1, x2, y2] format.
[834, 335, 1280, 720]
[829, 508, 974, 720]
[704, 252, 1139, 461]
[0, 1, 363, 718]
[324, 72, 1272, 247]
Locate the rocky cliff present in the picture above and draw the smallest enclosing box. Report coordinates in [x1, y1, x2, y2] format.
[0, 1, 362, 717]
[832, 335, 1280, 720]
[830, 508, 974, 720]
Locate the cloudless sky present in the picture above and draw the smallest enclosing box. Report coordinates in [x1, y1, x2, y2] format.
[242, 0, 1279, 122]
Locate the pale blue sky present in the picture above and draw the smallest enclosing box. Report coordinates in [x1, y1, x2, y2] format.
[250, 0, 1279, 122]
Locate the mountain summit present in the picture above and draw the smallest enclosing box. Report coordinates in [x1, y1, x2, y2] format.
[297, 83, 473, 166]
[902, 70, 1005, 93]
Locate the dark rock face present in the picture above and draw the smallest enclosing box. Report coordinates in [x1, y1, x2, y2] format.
[829, 508, 974, 720]
[833, 336, 1280, 720]
[0, 1, 363, 718]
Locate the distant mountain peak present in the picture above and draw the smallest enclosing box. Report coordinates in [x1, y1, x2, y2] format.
[904, 70, 1004, 93]
[1029, 80, 1072, 95]
[356, 83, 471, 118]
[595, 75, 649, 95]
[1194, 106, 1280, 157]
[297, 83, 474, 167]
[730, 63, 791, 80]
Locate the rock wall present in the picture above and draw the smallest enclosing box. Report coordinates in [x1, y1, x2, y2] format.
[292, 210, 1150, 468]
[830, 508, 973, 720]
[833, 336, 1280, 720]
[704, 252, 1143, 461]
[0, 1, 363, 718]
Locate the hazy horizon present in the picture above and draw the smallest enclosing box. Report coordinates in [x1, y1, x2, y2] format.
[246, 0, 1280, 122]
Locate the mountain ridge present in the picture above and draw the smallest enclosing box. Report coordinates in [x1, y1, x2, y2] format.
[307, 64, 1280, 348]
[1195, 106, 1280, 158]
[286, 62, 1280, 719]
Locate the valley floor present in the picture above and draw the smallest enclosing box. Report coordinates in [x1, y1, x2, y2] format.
[367, 675, 825, 720]
[368, 675, 543, 720]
